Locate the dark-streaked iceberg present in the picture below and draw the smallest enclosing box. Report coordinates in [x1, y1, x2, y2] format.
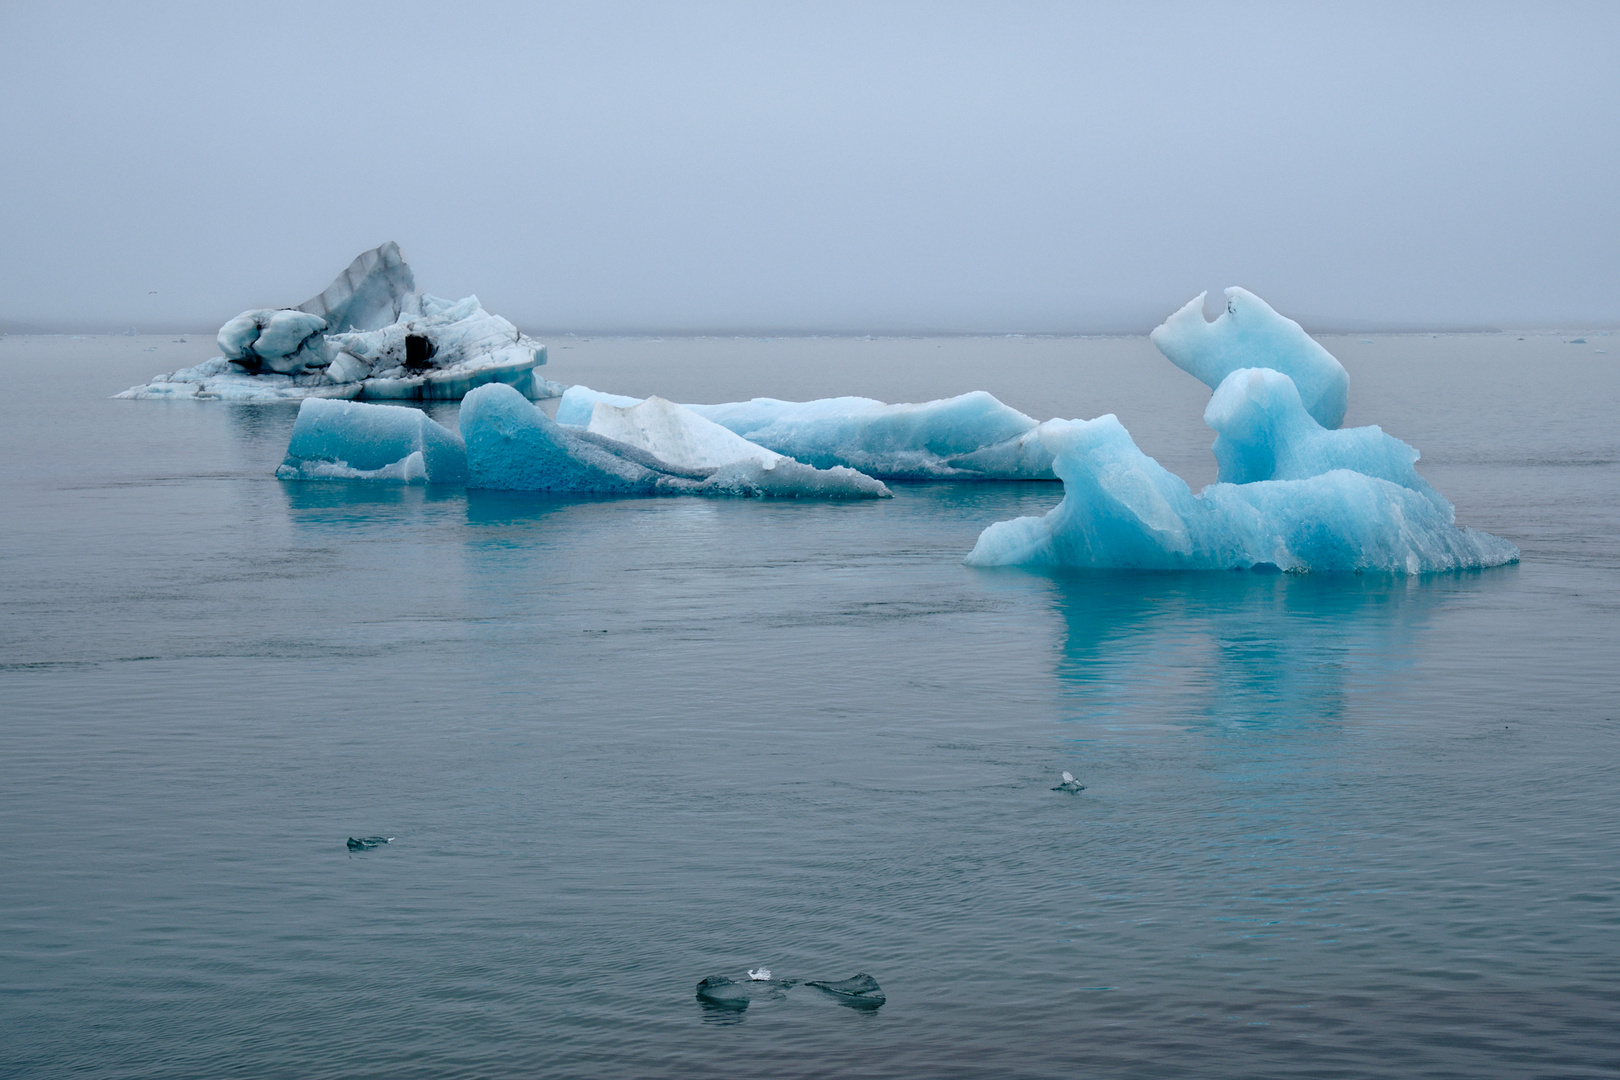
[966, 291, 1517, 574]
[556, 385, 1057, 480]
[119, 243, 562, 403]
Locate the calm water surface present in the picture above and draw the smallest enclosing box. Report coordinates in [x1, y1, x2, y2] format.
[2, 332, 1618, 1078]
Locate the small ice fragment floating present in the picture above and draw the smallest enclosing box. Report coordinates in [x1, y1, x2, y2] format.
[694, 976, 752, 1011]
[695, 972, 884, 1011]
[119, 243, 561, 402]
[346, 837, 391, 851]
[806, 973, 886, 1009]
[966, 290, 1518, 574]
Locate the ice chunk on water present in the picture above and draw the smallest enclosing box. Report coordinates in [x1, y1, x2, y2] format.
[1206, 368, 1447, 513]
[461, 384, 890, 498]
[1054, 771, 1085, 792]
[276, 398, 467, 484]
[965, 415, 1518, 573]
[346, 836, 392, 851]
[585, 396, 784, 469]
[1152, 288, 1350, 429]
[120, 244, 558, 403]
[805, 973, 886, 1009]
[557, 386, 1055, 480]
[695, 976, 752, 1010]
[463, 384, 728, 494]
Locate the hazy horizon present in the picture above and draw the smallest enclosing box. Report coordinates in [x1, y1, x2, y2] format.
[3, 2, 1617, 334]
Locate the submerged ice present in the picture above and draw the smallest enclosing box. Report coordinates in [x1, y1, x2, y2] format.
[968, 291, 1517, 574]
[557, 385, 1056, 480]
[120, 243, 561, 403]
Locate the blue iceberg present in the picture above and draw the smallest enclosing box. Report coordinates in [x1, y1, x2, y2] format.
[1152, 287, 1350, 429]
[460, 384, 891, 499]
[557, 385, 1056, 480]
[967, 292, 1517, 574]
[276, 398, 467, 484]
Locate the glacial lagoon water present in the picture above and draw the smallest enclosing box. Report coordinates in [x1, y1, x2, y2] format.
[2, 331, 1618, 1078]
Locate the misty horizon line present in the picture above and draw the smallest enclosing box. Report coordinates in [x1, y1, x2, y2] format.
[4, 318, 1615, 339]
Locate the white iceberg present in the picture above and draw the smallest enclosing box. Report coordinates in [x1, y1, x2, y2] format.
[276, 398, 467, 484]
[119, 243, 562, 403]
[584, 396, 785, 469]
[556, 385, 1056, 480]
[460, 384, 891, 498]
[1151, 287, 1350, 429]
[967, 291, 1517, 575]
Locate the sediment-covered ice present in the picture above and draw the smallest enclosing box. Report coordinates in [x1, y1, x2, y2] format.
[968, 290, 1516, 574]
[276, 398, 467, 484]
[556, 385, 1056, 479]
[461, 384, 890, 498]
[119, 243, 562, 403]
[1152, 287, 1349, 429]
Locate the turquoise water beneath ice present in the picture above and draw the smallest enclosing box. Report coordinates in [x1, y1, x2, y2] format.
[2, 332, 1617, 1078]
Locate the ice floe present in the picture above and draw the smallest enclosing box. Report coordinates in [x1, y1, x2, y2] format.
[967, 291, 1517, 574]
[119, 243, 561, 403]
[557, 385, 1056, 479]
[462, 384, 891, 498]
[276, 398, 466, 484]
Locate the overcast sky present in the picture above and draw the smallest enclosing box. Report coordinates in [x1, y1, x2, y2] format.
[2, 1, 1616, 333]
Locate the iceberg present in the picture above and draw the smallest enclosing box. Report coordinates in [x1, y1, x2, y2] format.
[968, 290, 1517, 574]
[460, 384, 890, 498]
[556, 385, 1056, 480]
[119, 243, 563, 403]
[1151, 287, 1349, 429]
[276, 398, 467, 484]
[1206, 367, 1446, 511]
[584, 396, 784, 469]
